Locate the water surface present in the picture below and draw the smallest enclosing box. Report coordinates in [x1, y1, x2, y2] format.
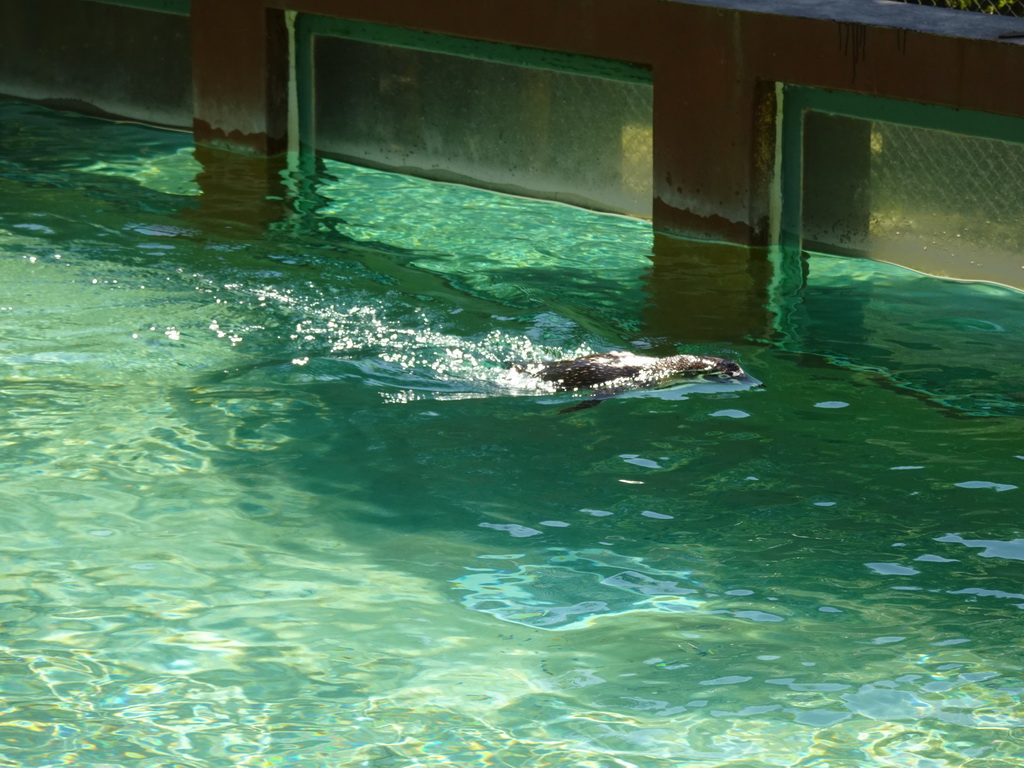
[0, 101, 1022, 768]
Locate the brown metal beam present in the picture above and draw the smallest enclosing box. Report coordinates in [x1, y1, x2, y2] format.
[192, 0, 289, 154]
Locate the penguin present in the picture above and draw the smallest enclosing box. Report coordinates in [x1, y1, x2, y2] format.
[519, 350, 755, 412]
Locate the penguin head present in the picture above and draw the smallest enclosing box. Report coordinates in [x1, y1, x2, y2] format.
[714, 359, 745, 377]
[710, 358, 761, 387]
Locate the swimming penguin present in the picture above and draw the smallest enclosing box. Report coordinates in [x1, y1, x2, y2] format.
[519, 350, 754, 412]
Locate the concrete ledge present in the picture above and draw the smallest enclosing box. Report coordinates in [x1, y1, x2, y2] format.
[678, 0, 1024, 40]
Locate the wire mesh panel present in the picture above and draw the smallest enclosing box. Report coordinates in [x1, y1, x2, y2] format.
[801, 112, 1024, 288]
[870, 122, 1024, 257]
[312, 36, 653, 217]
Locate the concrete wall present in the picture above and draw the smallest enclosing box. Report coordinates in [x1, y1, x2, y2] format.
[0, 0, 192, 128]
[184, 0, 1024, 246]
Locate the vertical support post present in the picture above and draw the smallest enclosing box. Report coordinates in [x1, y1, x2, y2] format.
[191, 0, 288, 153]
[650, 9, 775, 246]
[293, 13, 318, 157]
[189, 1, 291, 234]
[643, 7, 780, 342]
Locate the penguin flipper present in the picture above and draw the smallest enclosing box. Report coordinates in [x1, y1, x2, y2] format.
[558, 396, 611, 413]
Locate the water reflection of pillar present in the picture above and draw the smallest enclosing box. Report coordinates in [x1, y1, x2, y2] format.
[186, 146, 289, 236]
[642, 234, 776, 344]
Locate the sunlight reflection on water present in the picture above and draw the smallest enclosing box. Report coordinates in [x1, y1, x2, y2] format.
[0, 100, 1022, 767]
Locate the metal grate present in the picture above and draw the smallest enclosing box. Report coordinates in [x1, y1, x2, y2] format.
[869, 122, 1024, 255]
[798, 105, 1024, 288]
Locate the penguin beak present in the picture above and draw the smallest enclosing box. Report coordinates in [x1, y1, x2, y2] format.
[730, 373, 763, 387]
[709, 370, 762, 387]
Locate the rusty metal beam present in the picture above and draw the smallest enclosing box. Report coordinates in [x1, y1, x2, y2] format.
[192, 0, 289, 154]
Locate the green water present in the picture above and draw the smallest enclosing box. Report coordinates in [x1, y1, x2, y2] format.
[0, 100, 1022, 768]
